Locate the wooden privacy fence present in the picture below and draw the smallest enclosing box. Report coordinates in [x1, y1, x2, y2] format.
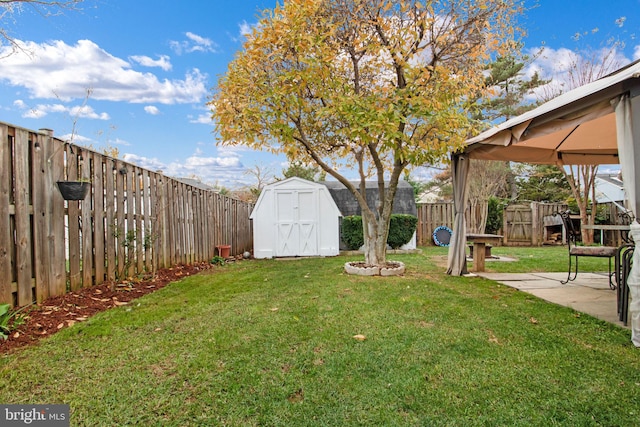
[1, 123, 254, 308]
[416, 201, 567, 247]
[416, 202, 487, 246]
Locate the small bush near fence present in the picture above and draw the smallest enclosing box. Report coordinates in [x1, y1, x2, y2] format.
[388, 215, 418, 248]
[342, 216, 364, 250]
[341, 214, 418, 250]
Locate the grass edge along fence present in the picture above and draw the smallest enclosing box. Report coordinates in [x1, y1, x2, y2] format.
[0, 123, 254, 308]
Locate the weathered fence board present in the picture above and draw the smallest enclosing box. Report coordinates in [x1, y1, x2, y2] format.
[48, 132, 67, 299]
[32, 131, 50, 303]
[14, 129, 33, 306]
[81, 149, 93, 289]
[0, 122, 255, 308]
[104, 157, 117, 282]
[66, 145, 82, 291]
[0, 125, 11, 305]
[92, 152, 106, 286]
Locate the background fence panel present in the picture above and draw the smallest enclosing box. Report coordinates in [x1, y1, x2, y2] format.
[417, 201, 569, 247]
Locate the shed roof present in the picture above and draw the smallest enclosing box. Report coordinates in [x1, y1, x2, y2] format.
[250, 177, 342, 219]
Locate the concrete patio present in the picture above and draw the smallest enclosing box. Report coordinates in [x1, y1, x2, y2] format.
[475, 271, 628, 328]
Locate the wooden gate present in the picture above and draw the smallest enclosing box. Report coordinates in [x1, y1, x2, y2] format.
[503, 204, 532, 246]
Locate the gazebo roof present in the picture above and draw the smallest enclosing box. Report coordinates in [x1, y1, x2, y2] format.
[464, 59, 640, 165]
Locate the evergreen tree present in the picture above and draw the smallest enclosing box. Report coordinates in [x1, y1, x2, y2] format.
[282, 160, 326, 182]
[515, 164, 571, 202]
[480, 54, 548, 122]
[470, 52, 549, 202]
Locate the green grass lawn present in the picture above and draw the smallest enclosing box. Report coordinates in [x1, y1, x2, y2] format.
[1, 247, 638, 426]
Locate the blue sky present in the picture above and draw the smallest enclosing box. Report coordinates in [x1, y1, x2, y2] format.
[0, 0, 638, 189]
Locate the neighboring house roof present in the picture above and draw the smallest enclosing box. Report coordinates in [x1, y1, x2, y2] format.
[321, 180, 417, 216]
[174, 177, 218, 191]
[417, 189, 442, 204]
[595, 173, 625, 203]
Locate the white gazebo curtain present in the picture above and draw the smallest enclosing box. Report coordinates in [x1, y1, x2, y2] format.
[614, 93, 640, 346]
[446, 154, 470, 276]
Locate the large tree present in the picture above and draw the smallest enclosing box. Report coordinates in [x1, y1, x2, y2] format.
[211, 0, 522, 267]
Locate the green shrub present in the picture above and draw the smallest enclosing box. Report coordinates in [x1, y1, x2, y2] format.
[341, 216, 364, 250]
[210, 256, 226, 266]
[388, 214, 418, 248]
[486, 196, 507, 235]
[341, 214, 418, 250]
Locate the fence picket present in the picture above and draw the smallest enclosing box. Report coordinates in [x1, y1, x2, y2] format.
[32, 131, 50, 303]
[92, 152, 106, 285]
[48, 132, 66, 297]
[104, 157, 117, 282]
[0, 125, 12, 305]
[66, 144, 82, 291]
[14, 129, 33, 305]
[81, 149, 93, 288]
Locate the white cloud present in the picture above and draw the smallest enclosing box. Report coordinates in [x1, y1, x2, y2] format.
[0, 39, 208, 104]
[179, 149, 242, 169]
[16, 101, 110, 120]
[239, 21, 252, 37]
[110, 137, 131, 146]
[144, 105, 160, 115]
[122, 153, 166, 172]
[68, 105, 110, 120]
[189, 113, 212, 124]
[634, 45, 640, 61]
[58, 133, 92, 144]
[130, 54, 172, 71]
[170, 32, 218, 55]
[524, 47, 577, 78]
[522, 46, 633, 102]
[122, 149, 248, 189]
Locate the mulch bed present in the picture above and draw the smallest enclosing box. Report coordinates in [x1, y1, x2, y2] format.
[0, 262, 215, 355]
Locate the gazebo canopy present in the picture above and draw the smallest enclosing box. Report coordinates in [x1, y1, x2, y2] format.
[446, 60, 640, 346]
[464, 60, 640, 167]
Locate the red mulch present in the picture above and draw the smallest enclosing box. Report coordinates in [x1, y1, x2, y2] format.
[0, 262, 216, 355]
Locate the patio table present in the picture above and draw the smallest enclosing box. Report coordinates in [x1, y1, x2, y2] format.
[467, 233, 502, 272]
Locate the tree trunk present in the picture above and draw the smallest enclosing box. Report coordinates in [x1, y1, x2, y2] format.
[361, 212, 387, 266]
[561, 164, 597, 245]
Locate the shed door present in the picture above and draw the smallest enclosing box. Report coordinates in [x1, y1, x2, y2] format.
[275, 190, 318, 257]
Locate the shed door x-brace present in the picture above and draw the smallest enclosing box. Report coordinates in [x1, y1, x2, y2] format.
[275, 190, 318, 257]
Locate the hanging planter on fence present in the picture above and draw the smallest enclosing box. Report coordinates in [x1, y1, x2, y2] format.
[56, 181, 90, 200]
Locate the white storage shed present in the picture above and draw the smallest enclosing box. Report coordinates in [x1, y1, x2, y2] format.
[250, 177, 342, 259]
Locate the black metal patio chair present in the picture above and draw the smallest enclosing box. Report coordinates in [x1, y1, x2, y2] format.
[556, 210, 618, 289]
